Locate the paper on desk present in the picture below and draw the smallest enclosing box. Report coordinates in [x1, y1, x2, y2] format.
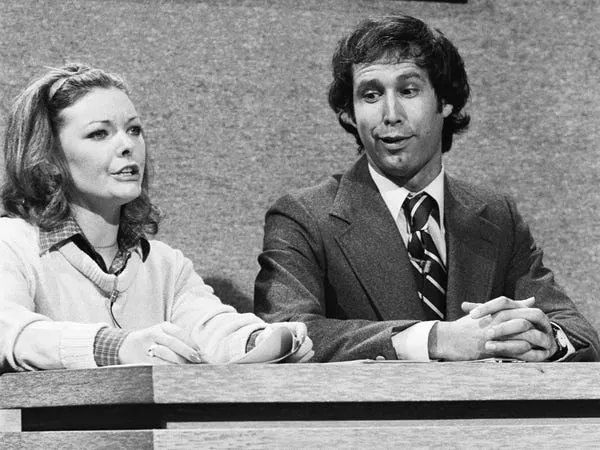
[233, 327, 301, 364]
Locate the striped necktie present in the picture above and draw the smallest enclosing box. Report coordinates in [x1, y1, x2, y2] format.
[402, 192, 447, 320]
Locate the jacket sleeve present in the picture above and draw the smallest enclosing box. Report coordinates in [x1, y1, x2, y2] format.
[503, 196, 600, 361]
[254, 194, 420, 362]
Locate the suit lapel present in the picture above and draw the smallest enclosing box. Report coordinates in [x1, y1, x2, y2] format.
[330, 156, 423, 320]
[444, 176, 500, 320]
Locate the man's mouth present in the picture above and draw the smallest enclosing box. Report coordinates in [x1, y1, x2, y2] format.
[378, 134, 413, 150]
[379, 135, 412, 143]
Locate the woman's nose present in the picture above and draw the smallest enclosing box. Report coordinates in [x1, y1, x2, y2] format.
[116, 131, 134, 156]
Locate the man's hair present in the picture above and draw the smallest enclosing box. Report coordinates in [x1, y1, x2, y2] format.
[1, 62, 161, 234]
[328, 15, 471, 153]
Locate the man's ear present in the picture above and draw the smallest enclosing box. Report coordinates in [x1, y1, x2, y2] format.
[340, 111, 356, 128]
[442, 103, 453, 118]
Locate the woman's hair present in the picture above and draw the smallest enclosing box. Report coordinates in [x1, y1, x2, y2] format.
[1, 63, 161, 234]
[328, 15, 471, 153]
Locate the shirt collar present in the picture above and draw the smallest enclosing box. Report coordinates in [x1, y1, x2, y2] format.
[368, 163, 445, 226]
[38, 215, 83, 255]
[38, 216, 150, 261]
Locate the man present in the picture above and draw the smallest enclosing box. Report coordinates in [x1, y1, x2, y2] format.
[254, 15, 599, 362]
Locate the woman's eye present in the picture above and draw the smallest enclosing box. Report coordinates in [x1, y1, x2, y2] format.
[87, 130, 108, 140]
[128, 125, 143, 136]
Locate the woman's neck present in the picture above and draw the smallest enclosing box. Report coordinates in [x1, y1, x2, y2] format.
[70, 204, 120, 248]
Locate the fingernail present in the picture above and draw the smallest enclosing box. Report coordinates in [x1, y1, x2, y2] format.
[485, 342, 496, 351]
[486, 328, 496, 339]
[190, 352, 203, 363]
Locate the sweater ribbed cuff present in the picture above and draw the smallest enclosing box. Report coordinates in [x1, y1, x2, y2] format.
[59, 323, 107, 369]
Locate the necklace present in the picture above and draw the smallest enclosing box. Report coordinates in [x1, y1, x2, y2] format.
[93, 241, 118, 249]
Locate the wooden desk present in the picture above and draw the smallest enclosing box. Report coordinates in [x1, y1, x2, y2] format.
[1, 362, 600, 448]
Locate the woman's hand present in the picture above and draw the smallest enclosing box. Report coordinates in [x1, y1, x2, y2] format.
[119, 322, 206, 365]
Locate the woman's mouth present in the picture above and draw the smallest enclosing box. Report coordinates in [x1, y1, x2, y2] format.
[111, 164, 141, 180]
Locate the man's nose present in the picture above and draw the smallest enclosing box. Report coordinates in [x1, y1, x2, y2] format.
[383, 93, 404, 125]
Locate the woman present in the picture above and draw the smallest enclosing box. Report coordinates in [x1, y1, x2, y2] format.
[0, 63, 313, 371]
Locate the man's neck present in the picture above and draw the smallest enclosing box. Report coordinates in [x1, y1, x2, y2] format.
[366, 153, 442, 192]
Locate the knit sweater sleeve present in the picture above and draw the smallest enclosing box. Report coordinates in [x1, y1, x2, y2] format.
[161, 243, 266, 363]
[0, 218, 105, 372]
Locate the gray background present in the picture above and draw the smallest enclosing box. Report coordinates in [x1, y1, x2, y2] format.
[1, 0, 598, 331]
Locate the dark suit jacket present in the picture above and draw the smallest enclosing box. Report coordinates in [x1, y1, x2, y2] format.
[254, 155, 600, 362]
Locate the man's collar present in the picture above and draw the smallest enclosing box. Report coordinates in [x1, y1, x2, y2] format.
[38, 216, 150, 261]
[368, 164, 445, 225]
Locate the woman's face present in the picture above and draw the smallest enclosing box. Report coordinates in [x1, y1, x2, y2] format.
[57, 87, 146, 218]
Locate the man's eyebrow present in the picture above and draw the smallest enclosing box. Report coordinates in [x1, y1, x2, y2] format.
[396, 71, 427, 82]
[355, 71, 427, 91]
[354, 79, 381, 92]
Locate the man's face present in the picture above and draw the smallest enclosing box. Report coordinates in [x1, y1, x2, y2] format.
[350, 59, 452, 191]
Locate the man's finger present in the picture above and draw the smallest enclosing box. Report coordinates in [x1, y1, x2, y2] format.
[485, 338, 533, 356]
[486, 338, 550, 361]
[461, 302, 479, 313]
[495, 329, 554, 351]
[468, 296, 535, 319]
[490, 308, 553, 335]
[514, 347, 553, 362]
[486, 318, 533, 340]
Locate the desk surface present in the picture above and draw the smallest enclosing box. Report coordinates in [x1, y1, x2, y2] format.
[1, 362, 600, 408]
[2, 363, 600, 448]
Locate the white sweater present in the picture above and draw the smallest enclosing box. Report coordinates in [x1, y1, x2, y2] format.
[0, 217, 266, 372]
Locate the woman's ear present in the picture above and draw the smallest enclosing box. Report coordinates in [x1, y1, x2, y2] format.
[442, 103, 453, 118]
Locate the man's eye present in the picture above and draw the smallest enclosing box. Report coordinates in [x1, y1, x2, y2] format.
[401, 87, 419, 97]
[128, 125, 143, 136]
[362, 91, 381, 102]
[87, 130, 108, 140]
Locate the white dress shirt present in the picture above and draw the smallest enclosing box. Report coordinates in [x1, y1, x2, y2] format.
[368, 163, 574, 361]
[368, 164, 443, 360]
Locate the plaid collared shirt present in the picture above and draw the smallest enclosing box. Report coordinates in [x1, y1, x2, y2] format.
[39, 216, 150, 274]
[39, 216, 150, 365]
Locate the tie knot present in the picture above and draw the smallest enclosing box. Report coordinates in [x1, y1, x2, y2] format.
[403, 192, 437, 230]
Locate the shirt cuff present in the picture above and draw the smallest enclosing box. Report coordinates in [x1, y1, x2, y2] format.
[550, 322, 576, 362]
[93, 326, 130, 366]
[391, 321, 438, 361]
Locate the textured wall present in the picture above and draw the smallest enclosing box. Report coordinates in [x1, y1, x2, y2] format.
[1, 0, 598, 330]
